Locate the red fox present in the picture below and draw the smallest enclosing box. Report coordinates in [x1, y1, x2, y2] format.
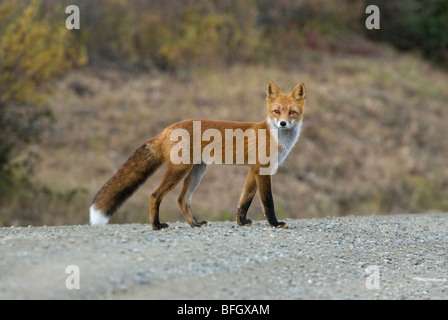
[90, 81, 306, 230]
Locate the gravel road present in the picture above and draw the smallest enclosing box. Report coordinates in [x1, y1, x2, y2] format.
[0, 213, 447, 300]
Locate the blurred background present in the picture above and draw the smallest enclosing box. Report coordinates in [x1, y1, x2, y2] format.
[0, 0, 447, 226]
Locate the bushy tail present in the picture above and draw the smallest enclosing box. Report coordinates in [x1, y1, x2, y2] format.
[89, 141, 163, 225]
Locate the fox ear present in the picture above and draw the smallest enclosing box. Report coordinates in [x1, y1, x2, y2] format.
[266, 81, 281, 101]
[291, 83, 306, 102]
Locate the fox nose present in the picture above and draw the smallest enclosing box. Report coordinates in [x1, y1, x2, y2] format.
[280, 121, 287, 127]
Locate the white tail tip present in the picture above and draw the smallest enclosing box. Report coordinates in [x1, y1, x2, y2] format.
[89, 205, 109, 226]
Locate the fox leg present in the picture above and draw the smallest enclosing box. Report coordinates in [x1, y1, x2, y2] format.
[150, 164, 192, 230]
[178, 163, 208, 228]
[254, 171, 289, 228]
[237, 169, 257, 226]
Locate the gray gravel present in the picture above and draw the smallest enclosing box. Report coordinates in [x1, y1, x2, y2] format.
[0, 213, 447, 300]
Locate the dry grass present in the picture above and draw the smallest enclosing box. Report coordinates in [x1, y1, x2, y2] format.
[4, 43, 448, 226]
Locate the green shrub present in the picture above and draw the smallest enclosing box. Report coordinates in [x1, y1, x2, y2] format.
[0, 0, 86, 185]
[156, 4, 265, 70]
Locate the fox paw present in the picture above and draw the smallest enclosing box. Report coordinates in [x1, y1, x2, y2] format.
[272, 221, 289, 229]
[237, 218, 253, 226]
[152, 222, 169, 230]
[192, 220, 208, 227]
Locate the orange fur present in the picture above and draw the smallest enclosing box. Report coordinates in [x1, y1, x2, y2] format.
[90, 81, 306, 230]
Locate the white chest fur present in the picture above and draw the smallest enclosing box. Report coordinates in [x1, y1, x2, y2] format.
[268, 119, 302, 165]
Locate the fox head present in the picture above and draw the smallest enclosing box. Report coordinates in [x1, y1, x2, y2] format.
[266, 81, 306, 130]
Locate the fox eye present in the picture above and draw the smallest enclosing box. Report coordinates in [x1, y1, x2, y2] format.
[289, 110, 297, 115]
[273, 110, 280, 114]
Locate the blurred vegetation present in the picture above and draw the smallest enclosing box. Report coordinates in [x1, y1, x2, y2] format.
[0, 0, 446, 225]
[364, 0, 448, 63]
[0, 0, 86, 225]
[57, 0, 446, 68]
